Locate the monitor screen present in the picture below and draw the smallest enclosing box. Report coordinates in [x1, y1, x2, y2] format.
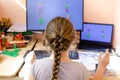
[26, 0, 83, 31]
[81, 22, 114, 44]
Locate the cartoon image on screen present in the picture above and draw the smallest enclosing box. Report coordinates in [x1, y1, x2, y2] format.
[65, 4, 71, 20]
[87, 27, 90, 38]
[36, 2, 44, 25]
[101, 28, 105, 38]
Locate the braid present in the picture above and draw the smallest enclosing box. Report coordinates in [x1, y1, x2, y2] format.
[45, 17, 75, 80]
[50, 36, 61, 80]
[52, 50, 61, 80]
[50, 36, 70, 80]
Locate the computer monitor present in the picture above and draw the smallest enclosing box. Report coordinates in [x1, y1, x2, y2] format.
[79, 22, 114, 49]
[26, 0, 84, 31]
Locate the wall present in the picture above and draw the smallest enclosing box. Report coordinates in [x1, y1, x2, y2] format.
[84, 0, 115, 24]
[21, 0, 25, 6]
[0, 0, 26, 24]
[0, 2, 2, 20]
[0, 0, 115, 24]
[113, 0, 120, 49]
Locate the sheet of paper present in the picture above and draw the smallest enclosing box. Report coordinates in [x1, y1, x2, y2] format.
[78, 51, 118, 77]
[78, 52, 98, 70]
[7, 23, 26, 32]
[107, 55, 120, 77]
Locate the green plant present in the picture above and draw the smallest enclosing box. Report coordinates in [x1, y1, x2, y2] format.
[0, 17, 12, 31]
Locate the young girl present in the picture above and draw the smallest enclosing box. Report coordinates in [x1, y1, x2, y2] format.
[29, 17, 110, 80]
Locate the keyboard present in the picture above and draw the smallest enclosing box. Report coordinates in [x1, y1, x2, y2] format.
[24, 50, 79, 59]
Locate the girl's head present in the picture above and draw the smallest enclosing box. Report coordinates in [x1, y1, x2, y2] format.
[45, 17, 75, 51]
[45, 17, 75, 80]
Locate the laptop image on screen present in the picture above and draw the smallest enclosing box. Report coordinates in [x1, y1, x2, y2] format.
[79, 22, 114, 52]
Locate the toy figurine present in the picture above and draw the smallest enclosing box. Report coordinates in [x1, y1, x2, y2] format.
[13, 33, 24, 41]
[1, 32, 7, 50]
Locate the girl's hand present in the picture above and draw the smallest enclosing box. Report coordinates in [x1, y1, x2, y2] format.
[98, 49, 110, 70]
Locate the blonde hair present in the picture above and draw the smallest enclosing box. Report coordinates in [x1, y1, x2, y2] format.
[45, 17, 75, 80]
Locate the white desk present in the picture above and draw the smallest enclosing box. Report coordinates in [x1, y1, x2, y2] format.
[0, 39, 37, 78]
[77, 50, 120, 80]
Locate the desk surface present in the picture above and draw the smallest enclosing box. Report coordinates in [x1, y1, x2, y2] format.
[0, 39, 37, 77]
[2, 40, 120, 80]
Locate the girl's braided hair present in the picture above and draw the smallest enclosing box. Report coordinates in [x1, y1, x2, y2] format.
[45, 17, 75, 80]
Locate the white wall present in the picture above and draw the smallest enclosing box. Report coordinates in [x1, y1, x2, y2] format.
[84, 0, 115, 24]
[0, 0, 26, 24]
[113, 0, 120, 49]
[0, 0, 3, 19]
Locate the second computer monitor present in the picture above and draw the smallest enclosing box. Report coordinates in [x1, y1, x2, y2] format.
[81, 22, 114, 47]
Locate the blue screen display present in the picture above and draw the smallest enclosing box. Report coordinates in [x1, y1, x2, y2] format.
[81, 23, 113, 43]
[27, 0, 83, 31]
